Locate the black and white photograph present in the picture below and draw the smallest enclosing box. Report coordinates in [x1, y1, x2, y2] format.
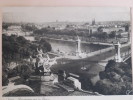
[2, 7, 132, 96]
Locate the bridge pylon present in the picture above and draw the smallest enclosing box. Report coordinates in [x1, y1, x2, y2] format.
[114, 41, 123, 63]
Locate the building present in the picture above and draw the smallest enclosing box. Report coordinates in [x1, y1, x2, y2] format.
[3, 25, 25, 36]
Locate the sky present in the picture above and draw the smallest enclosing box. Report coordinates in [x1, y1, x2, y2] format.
[2, 7, 131, 23]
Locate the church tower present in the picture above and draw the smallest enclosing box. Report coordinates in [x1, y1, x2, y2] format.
[92, 18, 95, 26]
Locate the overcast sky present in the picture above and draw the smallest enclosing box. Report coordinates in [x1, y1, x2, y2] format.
[2, 7, 131, 23]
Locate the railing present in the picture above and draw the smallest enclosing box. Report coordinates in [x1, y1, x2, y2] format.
[122, 52, 131, 62]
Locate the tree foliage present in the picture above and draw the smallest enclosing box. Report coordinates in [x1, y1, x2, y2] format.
[108, 31, 116, 38]
[2, 34, 51, 65]
[2, 34, 52, 86]
[21, 24, 37, 32]
[96, 59, 132, 95]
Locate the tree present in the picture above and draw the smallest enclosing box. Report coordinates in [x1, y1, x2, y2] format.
[18, 64, 32, 79]
[21, 24, 38, 32]
[96, 59, 132, 95]
[117, 33, 122, 38]
[100, 32, 108, 39]
[3, 35, 35, 65]
[125, 24, 129, 32]
[38, 39, 52, 52]
[105, 60, 116, 72]
[109, 31, 116, 38]
[2, 71, 9, 86]
[99, 71, 107, 79]
[95, 79, 132, 95]
[97, 26, 103, 32]
[118, 29, 124, 33]
[2, 24, 9, 30]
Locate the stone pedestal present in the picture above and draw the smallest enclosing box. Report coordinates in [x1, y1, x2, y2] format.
[41, 74, 54, 82]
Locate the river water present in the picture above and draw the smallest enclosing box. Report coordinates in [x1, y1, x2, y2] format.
[45, 38, 110, 55]
[24, 36, 110, 54]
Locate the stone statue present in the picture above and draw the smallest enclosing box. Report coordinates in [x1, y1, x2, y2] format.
[35, 48, 52, 75]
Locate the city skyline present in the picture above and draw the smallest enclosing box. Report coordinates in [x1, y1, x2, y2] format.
[2, 7, 130, 23]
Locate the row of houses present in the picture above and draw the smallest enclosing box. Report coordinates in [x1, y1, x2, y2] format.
[2, 25, 33, 36]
